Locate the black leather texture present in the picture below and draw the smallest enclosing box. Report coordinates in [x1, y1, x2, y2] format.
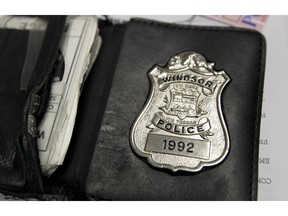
[0, 16, 66, 196]
[85, 19, 266, 201]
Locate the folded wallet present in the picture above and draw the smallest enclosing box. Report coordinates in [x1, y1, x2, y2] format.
[0, 17, 266, 201]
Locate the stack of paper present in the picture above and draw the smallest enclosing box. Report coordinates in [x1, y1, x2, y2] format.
[37, 16, 102, 176]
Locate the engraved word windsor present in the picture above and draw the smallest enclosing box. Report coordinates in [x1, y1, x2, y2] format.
[130, 51, 230, 172]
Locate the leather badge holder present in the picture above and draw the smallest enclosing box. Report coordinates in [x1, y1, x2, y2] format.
[84, 19, 266, 201]
[0, 17, 266, 201]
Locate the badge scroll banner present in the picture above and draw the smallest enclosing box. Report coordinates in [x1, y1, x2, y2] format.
[151, 113, 211, 136]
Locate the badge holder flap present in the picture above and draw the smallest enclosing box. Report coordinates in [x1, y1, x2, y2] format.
[84, 18, 266, 200]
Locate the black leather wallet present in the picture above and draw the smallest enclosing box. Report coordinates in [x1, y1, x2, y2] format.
[0, 17, 266, 201]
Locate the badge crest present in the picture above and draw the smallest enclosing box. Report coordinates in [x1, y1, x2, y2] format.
[130, 51, 230, 172]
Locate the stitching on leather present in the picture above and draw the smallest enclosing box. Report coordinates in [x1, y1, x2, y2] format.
[251, 34, 265, 200]
[132, 18, 262, 34]
[133, 18, 265, 200]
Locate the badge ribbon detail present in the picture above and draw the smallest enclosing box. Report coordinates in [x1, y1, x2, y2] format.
[130, 51, 230, 172]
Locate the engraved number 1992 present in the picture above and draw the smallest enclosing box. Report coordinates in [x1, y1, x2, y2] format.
[163, 139, 194, 153]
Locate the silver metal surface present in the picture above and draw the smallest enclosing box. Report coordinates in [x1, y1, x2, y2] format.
[130, 51, 230, 172]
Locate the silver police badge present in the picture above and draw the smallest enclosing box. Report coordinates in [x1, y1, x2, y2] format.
[130, 51, 230, 172]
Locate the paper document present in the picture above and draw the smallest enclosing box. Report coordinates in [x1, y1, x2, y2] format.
[37, 16, 101, 176]
[205, 15, 268, 31]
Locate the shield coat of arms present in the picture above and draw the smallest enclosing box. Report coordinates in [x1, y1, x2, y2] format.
[130, 51, 230, 172]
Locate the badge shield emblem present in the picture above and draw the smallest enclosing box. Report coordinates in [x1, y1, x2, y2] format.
[130, 51, 230, 172]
